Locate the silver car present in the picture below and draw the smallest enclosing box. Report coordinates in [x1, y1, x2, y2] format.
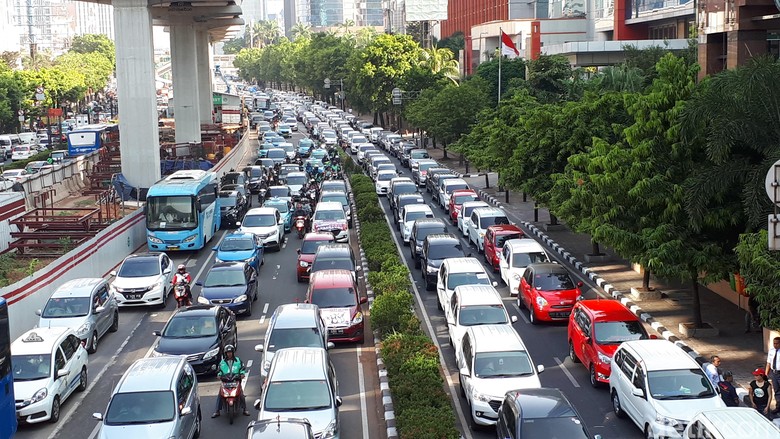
[37, 278, 119, 354]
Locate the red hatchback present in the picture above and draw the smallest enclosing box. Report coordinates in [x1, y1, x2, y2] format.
[306, 269, 367, 343]
[448, 189, 480, 223]
[568, 299, 651, 387]
[518, 263, 582, 324]
[483, 224, 524, 271]
[296, 232, 336, 282]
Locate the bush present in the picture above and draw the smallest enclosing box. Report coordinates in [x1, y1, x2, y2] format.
[367, 263, 410, 296]
[371, 291, 420, 337]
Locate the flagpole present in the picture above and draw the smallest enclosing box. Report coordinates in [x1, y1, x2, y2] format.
[498, 28, 502, 106]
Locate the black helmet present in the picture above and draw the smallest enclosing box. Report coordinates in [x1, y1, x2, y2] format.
[224, 344, 235, 354]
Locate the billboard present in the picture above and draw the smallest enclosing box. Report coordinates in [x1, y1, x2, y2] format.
[405, 0, 447, 21]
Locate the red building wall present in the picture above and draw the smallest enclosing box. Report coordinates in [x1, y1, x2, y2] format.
[442, 0, 509, 75]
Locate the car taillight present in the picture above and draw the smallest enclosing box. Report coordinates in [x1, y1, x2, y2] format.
[342, 223, 348, 231]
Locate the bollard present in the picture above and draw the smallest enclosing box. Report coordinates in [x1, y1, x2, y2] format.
[465, 161, 470, 174]
[505, 189, 509, 203]
[484, 173, 490, 188]
[534, 202, 539, 222]
[523, 192, 527, 203]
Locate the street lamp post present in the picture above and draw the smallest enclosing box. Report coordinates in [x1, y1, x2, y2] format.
[323, 78, 346, 111]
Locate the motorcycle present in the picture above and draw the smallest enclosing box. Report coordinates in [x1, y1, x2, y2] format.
[174, 281, 191, 308]
[294, 216, 307, 239]
[218, 373, 245, 425]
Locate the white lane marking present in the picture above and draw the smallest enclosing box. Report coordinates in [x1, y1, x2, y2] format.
[262, 303, 269, 314]
[259, 315, 266, 325]
[56, 316, 145, 439]
[357, 345, 369, 439]
[192, 231, 228, 285]
[510, 301, 530, 325]
[554, 356, 581, 388]
[379, 202, 474, 439]
[282, 238, 287, 249]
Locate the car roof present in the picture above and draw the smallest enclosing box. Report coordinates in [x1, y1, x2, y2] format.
[223, 232, 256, 242]
[468, 324, 527, 353]
[12, 328, 72, 355]
[303, 232, 336, 241]
[219, 189, 239, 197]
[315, 243, 351, 255]
[527, 263, 568, 275]
[473, 207, 505, 216]
[488, 224, 522, 234]
[398, 193, 424, 200]
[505, 239, 546, 253]
[443, 257, 487, 273]
[116, 357, 186, 392]
[172, 304, 220, 317]
[288, 172, 307, 177]
[272, 303, 321, 329]
[508, 388, 578, 419]
[246, 207, 278, 216]
[320, 191, 347, 197]
[451, 189, 477, 196]
[461, 200, 490, 208]
[316, 201, 343, 210]
[443, 178, 468, 186]
[268, 347, 329, 382]
[125, 252, 164, 261]
[619, 339, 700, 370]
[52, 278, 104, 298]
[453, 285, 502, 306]
[404, 204, 432, 213]
[425, 233, 459, 244]
[413, 218, 447, 228]
[310, 269, 355, 288]
[577, 299, 639, 322]
[248, 418, 314, 438]
[692, 408, 780, 438]
[209, 261, 246, 271]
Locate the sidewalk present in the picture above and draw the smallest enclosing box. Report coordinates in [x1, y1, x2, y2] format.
[423, 145, 767, 402]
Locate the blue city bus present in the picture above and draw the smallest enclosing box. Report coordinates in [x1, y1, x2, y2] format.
[0, 297, 17, 438]
[145, 170, 221, 251]
[65, 124, 118, 156]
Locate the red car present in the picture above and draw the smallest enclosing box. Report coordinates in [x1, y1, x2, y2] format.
[306, 269, 367, 343]
[296, 232, 335, 282]
[518, 263, 583, 324]
[568, 299, 652, 387]
[448, 189, 480, 223]
[483, 224, 524, 271]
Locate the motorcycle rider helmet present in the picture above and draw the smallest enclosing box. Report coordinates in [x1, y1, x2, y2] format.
[224, 344, 235, 354]
[177, 264, 186, 273]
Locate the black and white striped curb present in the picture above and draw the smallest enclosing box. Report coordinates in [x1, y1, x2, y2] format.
[346, 176, 399, 439]
[474, 189, 709, 366]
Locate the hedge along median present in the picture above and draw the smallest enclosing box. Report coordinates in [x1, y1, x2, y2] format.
[348, 170, 460, 439]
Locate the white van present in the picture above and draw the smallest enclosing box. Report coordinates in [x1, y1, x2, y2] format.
[436, 257, 497, 313]
[446, 284, 517, 358]
[684, 407, 780, 439]
[499, 239, 551, 295]
[18, 132, 38, 147]
[609, 339, 725, 439]
[466, 207, 510, 252]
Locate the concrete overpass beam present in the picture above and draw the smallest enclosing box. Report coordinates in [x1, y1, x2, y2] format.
[113, 0, 160, 192]
[196, 30, 214, 125]
[170, 23, 202, 144]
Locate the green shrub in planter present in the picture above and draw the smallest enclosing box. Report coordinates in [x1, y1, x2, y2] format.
[367, 263, 410, 296]
[350, 174, 372, 188]
[357, 205, 384, 223]
[396, 406, 460, 439]
[364, 243, 398, 272]
[355, 191, 377, 207]
[352, 181, 375, 196]
[371, 290, 420, 337]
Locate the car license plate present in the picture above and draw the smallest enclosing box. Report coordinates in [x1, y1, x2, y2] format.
[167, 246, 179, 250]
[127, 294, 141, 300]
[329, 329, 344, 335]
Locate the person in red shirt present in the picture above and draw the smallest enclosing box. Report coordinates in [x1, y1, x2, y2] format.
[172, 264, 192, 304]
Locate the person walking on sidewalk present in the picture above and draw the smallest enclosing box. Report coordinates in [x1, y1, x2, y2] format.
[750, 368, 773, 419]
[718, 371, 740, 407]
[766, 337, 780, 414]
[705, 356, 722, 388]
[746, 294, 760, 333]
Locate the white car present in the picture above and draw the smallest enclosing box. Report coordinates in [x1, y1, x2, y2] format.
[458, 201, 489, 236]
[375, 170, 397, 195]
[321, 129, 338, 146]
[12, 327, 89, 423]
[283, 116, 298, 130]
[11, 145, 35, 161]
[446, 285, 518, 360]
[400, 204, 435, 244]
[312, 201, 349, 243]
[110, 252, 176, 307]
[466, 207, 509, 252]
[240, 207, 285, 250]
[498, 239, 551, 296]
[436, 258, 497, 313]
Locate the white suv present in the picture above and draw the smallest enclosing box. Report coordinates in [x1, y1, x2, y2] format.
[400, 204, 435, 244]
[12, 328, 88, 423]
[466, 207, 509, 252]
[436, 258, 497, 313]
[312, 201, 349, 243]
[110, 252, 175, 307]
[240, 207, 284, 250]
[498, 239, 551, 296]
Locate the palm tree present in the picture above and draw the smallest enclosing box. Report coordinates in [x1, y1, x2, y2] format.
[290, 23, 312, 41]
[592, 65, 645, 93]
[338, 19, 355, 36]
[419, 47, 460, 84]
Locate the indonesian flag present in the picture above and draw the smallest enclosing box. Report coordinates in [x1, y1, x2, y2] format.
[501, 31, 519, 58]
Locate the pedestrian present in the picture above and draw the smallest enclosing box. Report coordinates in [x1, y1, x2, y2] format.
[750, 368, 773, 419]
[766, 337, 780, 414]
[718, 371, 740, 407]
[746, 294, 760, 333]
[705, 355, 722, 388]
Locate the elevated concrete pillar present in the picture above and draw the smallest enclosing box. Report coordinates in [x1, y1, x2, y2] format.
[170, 24, 201, 144]
[113, 0, 160, 192]
[195, 30, 213, 125]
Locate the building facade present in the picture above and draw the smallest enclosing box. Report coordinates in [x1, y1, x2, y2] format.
[0, 0, 20, 53]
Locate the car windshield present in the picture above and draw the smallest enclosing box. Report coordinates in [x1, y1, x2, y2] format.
[419, 162, 437, 172]
[301, 239, 334, 254]
[312, 257, 353, 272]
[243, 214, 277, 227]
[146, 196, 197, 231]
[534, 273, 576, 291]
[286, 176, 306, 186]
[378, 173, 394, 181]
[453, 194, 478, 205]
[311, 287, 357, 308]
[314, 210, 345, 221]
[266, 202, 289, 214]
[204, 269, 246, 287]
[12, 354, 51, 381]
[117, 258, 160, 278]
[428, 243, 464, 259]
[321, 195, 348, 207]
[496, 233, 523, 248]
[458, 305, 509, 326]
[219, 194, 237, 207]
[280, 144, 294, 152]
[162, 315, 218, 337]
[269, 187, 290, 197]
[42, 297, 91, 318]
[249, 168, 265, 178]
[263, 380, 331, 411]
[322, 183, 346, 193]
[512, 252, 548, 268]
[411, 151, 429, 159]
[267, 150, 286, 159]
[447, 272, 491, 290]
[393, 184, 417, 195]
[405, 211, 432, 223]
[105, 391, 176, 425]
[267, 328, 324, 351]
[220, 239, 255, 252]
[479, 216, 510, 228]
[520, 418, 590, 439]
[594, 321, 647, 344]
[416, 226, 446, 242]
[648, 369, 716, 400]
[474, 351, 535, 378]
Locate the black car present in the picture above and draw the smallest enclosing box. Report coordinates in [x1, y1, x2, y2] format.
[399, 144, 417, 167]
[196, 262, 258, 317]
[152, 305, 238, 375]
[310, 244, 359, 277]
[496, 388, 596, 439]
[426, 169, 454, 193]
[389, 181, 419, 214]
[246, 418, 315, 439]
[246, 166, 269, 195]
[421, 234, 465, 290]
[219, 189, 249, 228]
[409, 218, 448, 266]
[222, 171, 247, 187]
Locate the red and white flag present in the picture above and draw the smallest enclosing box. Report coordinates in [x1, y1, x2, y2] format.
[501, 31, 519, 58]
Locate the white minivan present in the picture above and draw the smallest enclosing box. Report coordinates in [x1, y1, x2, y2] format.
[466, 207, 509, 252]
[610, 339, 725, 439]
[498, 239, 551, 296]
[684, 407, 780, 439]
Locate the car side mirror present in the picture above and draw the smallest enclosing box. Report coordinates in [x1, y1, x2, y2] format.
[95, 306, 105, 314]
[296, 248, 301, 254]
[459, 367, 470, 377]
[109, 270, 117, 277]
[577, 281, 584, 287]
[212, 247, 218, 251]
[153, 330, 161, 336]
[511, 316, 518, 323]
[35, 309, 42, 316]
[537, 365, 545, 374]
[326, 342, 335, 350]
[57, 368, 69, 378]
[492, 281, 498, 287]
[253, 399, 262, 410]
[360, 296, 368, 304]
[594, 435, 603, 439]
[163, 268, 172, 274]
[195, 281, 203, 287]
[584, 336, 592, 345]
[355, 266, 362, 271]
[631, 387, 645, 398]
[92, 413, 103, 421]
[254, 343, 264, 352]
[236, 221, 241, 227]
[180, 406, 192, 416]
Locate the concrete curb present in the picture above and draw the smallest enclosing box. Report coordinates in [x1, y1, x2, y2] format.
[345, 177, 398, 439]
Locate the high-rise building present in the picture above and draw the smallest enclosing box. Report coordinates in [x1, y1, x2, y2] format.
[283, 0, 295, 37]
[0, 0, 20, 53]
[73, 1, 113, 38]
[357, 0, 382, 26]
[309, 0, 345, 27]
[243, 0, 269, 25]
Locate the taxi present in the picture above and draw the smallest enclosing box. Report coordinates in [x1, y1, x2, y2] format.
[263, 197, 293, 232]
[12, 328, 88, 423]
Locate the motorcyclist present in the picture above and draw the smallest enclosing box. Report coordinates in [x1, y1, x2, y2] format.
[212, 345, 249, 417]
[305, 161, 313, 176]
[172, 264, 192, 303]
[292, 202, 311, 232]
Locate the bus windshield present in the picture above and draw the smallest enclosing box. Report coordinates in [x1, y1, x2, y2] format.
[146, 196, 197, 230]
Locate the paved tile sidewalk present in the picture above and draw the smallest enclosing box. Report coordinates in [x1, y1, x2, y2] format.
[422, 145, 767, 402]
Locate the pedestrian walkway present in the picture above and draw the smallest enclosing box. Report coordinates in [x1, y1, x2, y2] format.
[423, 145, 768, 403]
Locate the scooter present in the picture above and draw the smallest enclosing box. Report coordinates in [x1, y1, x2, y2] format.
[218, 373, 245, 425]
[294, 216, 307, 239]
[174, 282, 191, 308]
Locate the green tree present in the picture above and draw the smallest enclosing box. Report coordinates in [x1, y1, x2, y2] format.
[55, 51, 113, 95]
[234, 48, 263, 84]
[735, 230, 780, 330]
[418, 47, 460, 84]
[70, 34, 115, 66]
[0, 63, 25, 132]
[524, 54, 583, 103]
[438, 32, 464, 57]
[293, 33, 354, 101]
[290, 23, 312, 41]
[474, 57, 525, 102]
[223, 36, 247, 54]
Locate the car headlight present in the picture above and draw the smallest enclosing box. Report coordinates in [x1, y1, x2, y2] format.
[197, 296, 210, 304]
[513, 273, 521, 281]
[535, 296, 548, 310]
[203, 347, 220, 361]
[598, 351, 612, 365]
[148, 235, 163, 244]
[655, 414, 680, 427]
[244, 256, 256, 263]
[322, 420, 338, 439]
[472, 390, 491, 403]
[151, 281, 162, 290]
[415, 244, 422, 251]
[351, 311, 363, 325]
[299, 261, 309, 267]
[215, 257, 223, 263]
[233, 294, 248, 303]
[76, 322, 91, 336]
[183, 234, 197, 243]
[30, 387, 48, 404]
[426, 264, 438, 274]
